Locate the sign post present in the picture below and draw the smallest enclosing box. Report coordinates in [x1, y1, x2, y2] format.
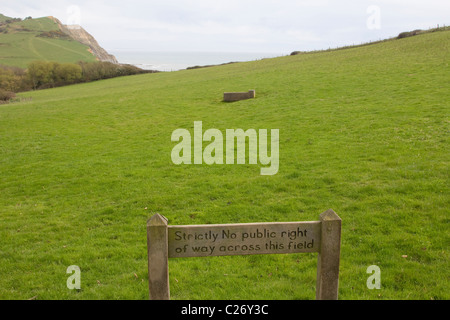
[316, 209, 342, 300]
[147, 209, 341, 300]
[147, 214, 170, 300]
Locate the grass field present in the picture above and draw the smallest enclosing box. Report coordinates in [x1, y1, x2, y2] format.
[0, 29, 449, 300]
[0, 16, 96, 68]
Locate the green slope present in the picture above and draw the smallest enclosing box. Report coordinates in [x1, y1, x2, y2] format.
[0, 30, 449, 300]
[0, 16, 97, 68]
[0, 14, 13, 23]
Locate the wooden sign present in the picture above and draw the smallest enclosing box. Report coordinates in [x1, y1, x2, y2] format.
[168, 221, 320, 258]
[147, 209, 341, 300]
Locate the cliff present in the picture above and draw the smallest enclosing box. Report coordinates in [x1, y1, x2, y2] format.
[49, 16, 118, 64]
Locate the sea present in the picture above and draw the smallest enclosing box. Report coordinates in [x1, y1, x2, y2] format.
[110, 51, 285, 72]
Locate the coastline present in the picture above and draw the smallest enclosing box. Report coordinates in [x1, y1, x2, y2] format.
[110, 51, 284, 71]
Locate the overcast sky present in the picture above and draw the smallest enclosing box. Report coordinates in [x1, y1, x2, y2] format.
[1, 0, 449, 54]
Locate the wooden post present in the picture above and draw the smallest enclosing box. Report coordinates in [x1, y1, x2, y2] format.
[147, 214, 170, 300]
[316, 209, 342, 300]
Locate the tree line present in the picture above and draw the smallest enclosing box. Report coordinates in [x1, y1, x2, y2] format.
[0, 61, 157, 103]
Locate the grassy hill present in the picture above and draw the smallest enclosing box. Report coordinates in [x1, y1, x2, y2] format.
[0, 14, 14, 23]
[0, 29, 449, 300]
[0, 16, 97, 68]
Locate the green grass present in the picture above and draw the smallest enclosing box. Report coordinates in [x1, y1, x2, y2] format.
[0, 14, 13, 23]
[0, 30, 449, 300]
[0, 17, 97, 68]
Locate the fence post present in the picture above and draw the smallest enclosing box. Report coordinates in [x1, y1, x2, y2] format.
[316, 209, 342, 300]
[147, 214, 170, 300]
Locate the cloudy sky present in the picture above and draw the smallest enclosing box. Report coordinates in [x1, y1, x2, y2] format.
[1, 0, 449, 54]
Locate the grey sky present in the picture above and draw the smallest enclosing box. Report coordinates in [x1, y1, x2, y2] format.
[1, 0, 449, 54]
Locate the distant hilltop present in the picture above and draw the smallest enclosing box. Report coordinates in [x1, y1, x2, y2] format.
[0, 14, 118, 68]
[48, 16, 118, 64]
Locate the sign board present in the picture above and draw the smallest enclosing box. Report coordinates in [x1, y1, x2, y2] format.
[168, 221, 321, 258]
[147, 209, 341, 300]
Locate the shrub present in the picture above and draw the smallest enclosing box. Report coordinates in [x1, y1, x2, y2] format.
[398, 29, 423, 39]
[0, 65, 30, 92]
[0, 89, 16, 102]
[37, 30, 71, 40]
[27, 61, 54, 89]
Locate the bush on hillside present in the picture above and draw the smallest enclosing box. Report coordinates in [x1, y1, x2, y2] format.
[0, 64, 30, 92]
[0, 60, 155, 93]
[398, 29, 423, 39]
[37, 30, 71, 40]
[0, 89, 16, 103]
[77, 61, 155, 82]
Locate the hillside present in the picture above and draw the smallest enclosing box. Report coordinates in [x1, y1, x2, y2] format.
[0, 15, 116, 68]
[0, 29, 449, 300]
[0, 14, 13, 22]
[49, 16, 118, 64]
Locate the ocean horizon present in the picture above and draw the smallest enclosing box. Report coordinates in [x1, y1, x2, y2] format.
[110, 51, 285, 72]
